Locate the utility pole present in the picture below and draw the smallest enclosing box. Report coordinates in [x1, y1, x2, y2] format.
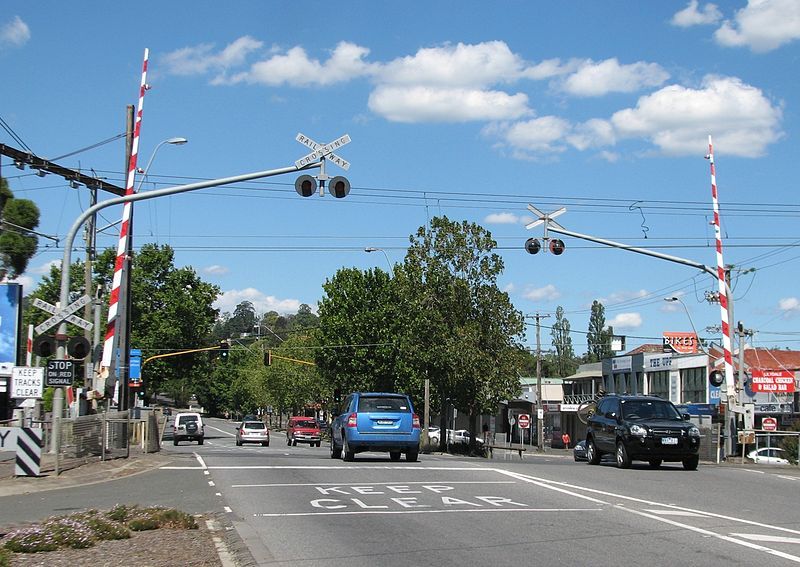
[529, 312, 550, 451]
[116, 105, 135, 412]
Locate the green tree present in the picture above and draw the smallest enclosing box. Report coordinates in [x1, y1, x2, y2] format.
[89, 244, 220, 406]
[316, 267, 400, 395]
[586, 300, 613, 362]
[228, 301, 256, 337]
[397, 216, 525, 450]
[0, 177, 40, 279]
[551, 306, 577, 377]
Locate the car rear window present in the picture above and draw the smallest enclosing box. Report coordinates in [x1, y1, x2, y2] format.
[243, 422, 265, 429]
[178, 416, 199, 425]
[357, 396, 410, 413]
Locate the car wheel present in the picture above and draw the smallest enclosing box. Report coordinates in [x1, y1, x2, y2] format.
[616, 441, 631, 469]
[648, 459, 662, 468]
[586, 439, 601, 465]
[682, 455, 699, 471]
[262, 442, 269, 447]
[342, 435, 355, 462]
[406, 450, 419, 462]
[390, 451, 401, 461]
[330, 437, 342, 459]
[198, 438, 204, 445]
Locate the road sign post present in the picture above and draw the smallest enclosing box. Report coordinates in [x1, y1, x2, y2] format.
[45, 360, 75, 387]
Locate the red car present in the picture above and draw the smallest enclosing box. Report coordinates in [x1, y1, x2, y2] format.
[286, 416, 322, 447]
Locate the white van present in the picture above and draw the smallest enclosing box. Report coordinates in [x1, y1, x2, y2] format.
[173, 412, 204, 445]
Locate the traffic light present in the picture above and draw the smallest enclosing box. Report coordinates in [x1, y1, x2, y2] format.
[525, 238, 541, 255]
[548, 238, 565, 255]
[219, 341, 229, 361]
[67, 336, 91, 359]
[264, 351, 271, 366]
[32, 335, 55, 358]
[295, 175, 317, 197]
[333, 388, 342, 404]
[329, 176, 350, 198]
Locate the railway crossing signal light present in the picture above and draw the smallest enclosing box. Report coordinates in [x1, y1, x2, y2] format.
[67, 336, 91, 359]
[708, 370, 724, 387]
[33, 335, 55, 358]
[549, 238, 565, 255]
[525, 238, 541, 254]
[219, 341, 229, 361]
[295, 175, 316, 197]
[329, 176, 350, 198]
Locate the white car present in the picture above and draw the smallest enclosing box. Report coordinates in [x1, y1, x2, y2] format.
[446, 429, 484, 445]
[426, 426, 441, 444]
[747, 447, 789, 465]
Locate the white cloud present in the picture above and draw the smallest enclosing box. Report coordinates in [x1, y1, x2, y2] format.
[502, 283, 515, 294]
[714, 0, 800, 52]
[0, 16, 30, 48]
[369, 86, 530, 123]
[561, 58, 669, 97]
[778, 297, 800, 315]
[610, 75, 783, 157]
[378, 41, 529, 88]
[230, 41, 374, 86]
[608, 312, 643, 329]
[6, 274, 34, 289]
[567, 118, 616, 150]
[495, 116, 571, 154]
[214, 288, 301, 316]
[28, 260, 60, 276]
[484, 212, 525, 224]
[597, 289, 650, 306]
[672, 1, 723, 27]
[202, 265, 229, 276]
[520, 58, 583, 80]
[524, 284, 561, 302]
[162, 36, 263, 81]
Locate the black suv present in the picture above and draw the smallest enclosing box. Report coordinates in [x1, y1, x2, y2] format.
[585, 395, 700, 470]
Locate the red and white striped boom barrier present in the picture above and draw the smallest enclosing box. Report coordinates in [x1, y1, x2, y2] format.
[101, 48, 149, 377]
[707, 136, 735, 402]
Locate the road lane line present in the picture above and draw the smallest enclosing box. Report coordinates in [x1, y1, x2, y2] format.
[204, 465, 489, 470]
[223, 506, 232, 513]
[619, 505, 800, 563]
[731, 534, 800, 545]
[644, 509, 710, 517]
[491, 469, 608, 505]
[504, 470, 800, 537]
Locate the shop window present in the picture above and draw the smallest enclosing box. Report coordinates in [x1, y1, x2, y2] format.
[649, 371, 670, 399]
[681, 367, 706, 403]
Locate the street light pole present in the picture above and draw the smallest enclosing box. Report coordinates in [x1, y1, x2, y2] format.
[364, 247, 392, 271]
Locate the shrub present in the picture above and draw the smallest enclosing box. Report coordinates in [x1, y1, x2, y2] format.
[127, 517, 160, 531]
[41, 517, 95, 549]
[2, 526, 60, 553]
[0, 546, 10, 567]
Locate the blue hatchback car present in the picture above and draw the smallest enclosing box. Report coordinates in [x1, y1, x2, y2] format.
[330, 392, 421, 462]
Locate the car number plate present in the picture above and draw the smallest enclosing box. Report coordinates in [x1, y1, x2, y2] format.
[661, 437, 678, 445]
[376, 420, 394, 425]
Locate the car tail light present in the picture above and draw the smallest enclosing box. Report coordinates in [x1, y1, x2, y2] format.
[347, 413, 358, 428]
[412, 414, 420, 429]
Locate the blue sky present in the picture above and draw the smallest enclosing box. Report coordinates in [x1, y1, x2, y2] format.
[1, 1, 799, 355]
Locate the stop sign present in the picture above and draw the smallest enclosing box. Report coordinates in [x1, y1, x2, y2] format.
[517, 414, 531, 429]
[762, 417, 778, 431]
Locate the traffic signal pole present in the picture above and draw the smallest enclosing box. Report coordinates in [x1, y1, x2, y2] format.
[526, 206, 745, 456]
[50, 160, 324, 461]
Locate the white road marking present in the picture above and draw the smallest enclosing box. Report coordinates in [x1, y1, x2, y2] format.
[644, 509, 709, 517]
[620, 506, 800, 563]
[731, 534, 800, 545]
[492, 469, 608, 505]
[223, 506, 232, 513]
[231, 480, 516, 488]
[194, 453, 208, 469]
[778, 475, 800, 482]
[208, 480, 215, 487]
[253, 507, 600, 518]
[206, 425, 236, 437]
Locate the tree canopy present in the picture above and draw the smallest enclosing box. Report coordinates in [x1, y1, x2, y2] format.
[0, 177, 40, 279]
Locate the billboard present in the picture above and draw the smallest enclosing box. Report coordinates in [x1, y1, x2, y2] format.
[663, 332, 699, 354]
[0, 283, 22, 367]
[751, 369, 796, 393]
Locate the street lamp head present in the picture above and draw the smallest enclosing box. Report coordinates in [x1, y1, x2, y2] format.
[364, 247, 378, 253]
[166, 137, 188, 145]
[664, 297, 679, 302]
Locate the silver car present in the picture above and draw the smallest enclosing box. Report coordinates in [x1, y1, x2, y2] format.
[236, 421, 270, 446]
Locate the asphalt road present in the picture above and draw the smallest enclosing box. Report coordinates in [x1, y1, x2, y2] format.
[3, 416, 800, 566]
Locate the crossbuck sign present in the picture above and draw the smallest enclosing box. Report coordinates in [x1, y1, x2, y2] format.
[294, 133, 351, 171]
[33, 295, 93, 335]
